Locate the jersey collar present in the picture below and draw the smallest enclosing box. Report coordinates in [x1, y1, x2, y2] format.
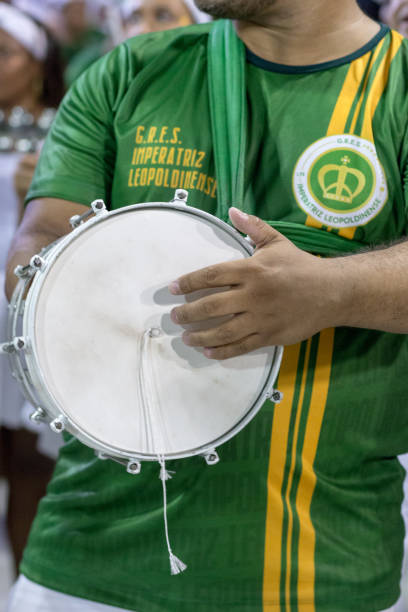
[245, 24, 390, 74]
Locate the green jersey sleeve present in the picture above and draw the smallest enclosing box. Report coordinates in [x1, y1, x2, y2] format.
[26, 43, 133, 208]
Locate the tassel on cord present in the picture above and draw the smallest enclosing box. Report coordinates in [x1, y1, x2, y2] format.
[158, 455, 187, 575]
[169, 552, 187, 575]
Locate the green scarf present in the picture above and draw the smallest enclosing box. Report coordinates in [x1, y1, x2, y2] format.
[208, 19, 363, 255]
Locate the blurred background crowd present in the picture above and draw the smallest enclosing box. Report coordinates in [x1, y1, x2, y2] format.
[0, 0, 408, 609]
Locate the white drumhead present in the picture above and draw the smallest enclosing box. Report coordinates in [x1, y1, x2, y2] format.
[29, 206, 276, 458]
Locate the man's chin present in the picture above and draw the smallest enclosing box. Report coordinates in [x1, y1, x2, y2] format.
[193, 0, 271, 20]
[193, 0, 238, 19]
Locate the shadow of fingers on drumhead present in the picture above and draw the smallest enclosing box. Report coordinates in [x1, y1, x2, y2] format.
[170, 337, 211, 369]
[152, 286, 185, 306]
[153, 285, 231, 369]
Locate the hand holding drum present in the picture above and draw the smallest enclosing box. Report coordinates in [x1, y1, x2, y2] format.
[2, 190, 283, 470]
[169, 206, 335, 357]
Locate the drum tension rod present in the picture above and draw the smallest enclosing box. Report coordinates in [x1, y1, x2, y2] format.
[0, 342, 15, 355]
[0, 337, 27, 354]
[14, 263, 36, 279]
[95, 451, 142, 475]
[14, 249, 50, 279]
[30, 408, 48, 424]
[14, 254, 47, 279]
[70, 199, 107, 229]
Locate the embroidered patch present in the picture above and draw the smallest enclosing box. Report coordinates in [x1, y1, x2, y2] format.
[293, 135, 388, 227]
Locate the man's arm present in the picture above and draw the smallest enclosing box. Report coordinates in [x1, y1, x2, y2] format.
[168, 208, 408, 359]
[5, 198, 90, 301]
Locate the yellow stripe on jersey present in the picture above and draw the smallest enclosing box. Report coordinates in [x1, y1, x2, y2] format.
[305, 215, 324, 231]
[285, 340, 313, 611]
[348, 40, 385, 135]
[307, 50, 371, 231]
[263, 343, 301, 609]
[361, 30, 403, 142]
[296, 328, 335, 611]
[337, 226, 358, 240]
[263, 332, 335, 611]
[340, 32, 402, 239]
[326, 51, 372, 137]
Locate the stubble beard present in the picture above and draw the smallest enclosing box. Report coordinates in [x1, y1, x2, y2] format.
[193, 0, 273, 20]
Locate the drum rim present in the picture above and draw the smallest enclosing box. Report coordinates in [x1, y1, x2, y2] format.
[17, 202, 283, 460]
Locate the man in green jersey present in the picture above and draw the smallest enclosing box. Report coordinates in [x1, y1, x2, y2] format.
[5, 0, 408, 610]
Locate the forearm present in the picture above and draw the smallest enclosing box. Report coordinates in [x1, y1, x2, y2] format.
[5, 197, 89, 301]
[5, 229, 57, 300]
[325, 239, 408, 334]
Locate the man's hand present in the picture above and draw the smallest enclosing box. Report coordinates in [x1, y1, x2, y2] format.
[168, 208, 343, 359]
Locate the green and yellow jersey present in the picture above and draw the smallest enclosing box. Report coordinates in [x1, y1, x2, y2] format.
[23, 22, 408, 611]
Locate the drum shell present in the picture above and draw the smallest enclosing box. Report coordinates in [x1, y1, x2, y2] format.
[9, 202, 283, 462]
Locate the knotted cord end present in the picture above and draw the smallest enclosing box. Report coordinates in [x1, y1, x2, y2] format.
[159, 467, 175, 481]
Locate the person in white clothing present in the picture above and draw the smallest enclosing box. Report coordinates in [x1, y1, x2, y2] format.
[0, 2, 65, 572]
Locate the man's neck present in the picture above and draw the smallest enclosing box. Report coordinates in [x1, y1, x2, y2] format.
[235, 1, 381, 66]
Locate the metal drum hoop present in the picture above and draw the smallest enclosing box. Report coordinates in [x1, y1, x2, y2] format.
[6, 195, 284, 468]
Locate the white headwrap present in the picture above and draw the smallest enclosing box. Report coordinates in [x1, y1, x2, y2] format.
[0, 3, 48, 61]
[121, 0, 211, 24]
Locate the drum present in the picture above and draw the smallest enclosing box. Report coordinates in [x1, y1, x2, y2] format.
[3, 190, 283, 473]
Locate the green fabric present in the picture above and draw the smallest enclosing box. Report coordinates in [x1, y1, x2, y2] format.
[208, 20, 248, 218]
[61, 28, 106, 64]
[22, 23, 408, 611]
[313, 328, 407, 610]
[64, 38, 107, 87]
[26, 24, 407, 249]
[62, 29, 108, 88]
[208, 20, 364, 255]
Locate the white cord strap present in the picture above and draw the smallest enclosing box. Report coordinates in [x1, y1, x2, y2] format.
[158, 455, 187, 575]
[138, 328, 187, 575]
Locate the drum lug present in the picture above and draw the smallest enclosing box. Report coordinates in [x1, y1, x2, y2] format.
[95, 451, 110, 460]
[1, 337, 29, 354]
[266, 389, 284, 404]
[126, 460, 142, 475]
[50, 415, 67, 433]
[172, 189, 189, 205]
[91, 199, 107, 215]
[30, 407, 48, 424]
[29, 254, 46, 272]
[14, 336, 28, 351]
[202, 449, 220, 466]
[70, 199, 107, 229]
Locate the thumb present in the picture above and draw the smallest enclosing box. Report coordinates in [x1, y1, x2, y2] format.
[229, 207, 282, 249]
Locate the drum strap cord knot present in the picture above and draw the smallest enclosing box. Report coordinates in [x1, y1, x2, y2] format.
[139, 328, 187, 575]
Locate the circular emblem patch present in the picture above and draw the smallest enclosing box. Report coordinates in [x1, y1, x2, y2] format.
[293, 135, 388, 228]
